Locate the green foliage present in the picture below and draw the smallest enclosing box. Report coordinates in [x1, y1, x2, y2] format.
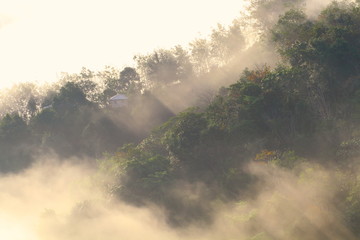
[249, 0, 306, 34]
[270, 150, 303, 169]
[163, 110, 207, 160]
[4, 1, 360, 234]
[271, 2, 360, 120]
[135, 47, 193, 88]
[345, 175, 360, 235]
[0, 113, 33, 172]
[100, 144, 171, 204]
[337, 137, 360, 160]
[102, 67, 141, 95]
[30, 108, 58, 144]
[53, 82, 91, 113]
[26, 80, 143, 158]
[272, 9, 310, 49]
[208, 66, 315, 152]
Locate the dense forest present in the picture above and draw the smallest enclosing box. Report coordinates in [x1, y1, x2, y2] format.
[3, 0, 360, 239]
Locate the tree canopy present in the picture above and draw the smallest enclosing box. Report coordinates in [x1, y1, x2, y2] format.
[2, 0, 360, 237]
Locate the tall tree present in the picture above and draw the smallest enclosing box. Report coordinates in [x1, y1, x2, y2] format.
[0, 113, 33, 172]
[135, 47, 193, 89]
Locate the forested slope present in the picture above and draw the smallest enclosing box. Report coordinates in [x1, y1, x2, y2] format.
[2, 0, 360, 239]
[97, 1, 360, 237]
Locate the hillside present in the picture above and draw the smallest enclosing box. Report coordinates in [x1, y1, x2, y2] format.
[1, 0, 360, 239]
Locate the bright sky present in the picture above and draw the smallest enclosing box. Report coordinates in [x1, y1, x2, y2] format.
[0, 0, 246, 89]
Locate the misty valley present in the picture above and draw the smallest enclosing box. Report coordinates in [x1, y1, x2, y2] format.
[2, 0, 360, 239]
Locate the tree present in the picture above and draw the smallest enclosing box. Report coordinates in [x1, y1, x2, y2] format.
[164, 110, 208, 161]
[210, 21, 245, 65]
[189, 21, 245, 75]
[248, 0, 305, 36]
[0, 82, 42, 119]
[59, 67, 102, 104]
[271, 2, 360, 119]
[99, 144, 171, 204]
[135, 47, 193, 89]
[118, 67, 141, 94]
[189, 38, 212, 75]
[26, 95, 38, 119]
[0, 113, 33, 172]
[52, 82, 91, 114]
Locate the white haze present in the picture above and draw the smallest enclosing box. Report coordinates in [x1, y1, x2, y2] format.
[0, 0, 357, 239]
[0, 0, 335, 90]
[0, 158, 357, 240]
[0, 0, 246, 89]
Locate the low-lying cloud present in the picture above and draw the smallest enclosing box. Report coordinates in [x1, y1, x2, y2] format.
[0, 157, 358, 240]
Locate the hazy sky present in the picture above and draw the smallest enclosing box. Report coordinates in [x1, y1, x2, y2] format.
[0, 0, 246, 89]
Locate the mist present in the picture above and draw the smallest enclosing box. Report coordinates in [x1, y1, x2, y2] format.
[0, 156, 358, 240]
[1, 0, 360, 239]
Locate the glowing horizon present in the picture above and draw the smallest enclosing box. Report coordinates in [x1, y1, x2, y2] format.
[0, 0, 246, 89]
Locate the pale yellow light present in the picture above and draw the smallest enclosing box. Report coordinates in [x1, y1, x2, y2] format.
[0, 0, 246, 89]
[0, 216, 37, 240]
